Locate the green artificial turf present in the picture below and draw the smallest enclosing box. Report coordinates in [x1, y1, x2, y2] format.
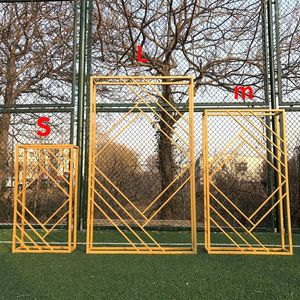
[0, 230, 300, 300]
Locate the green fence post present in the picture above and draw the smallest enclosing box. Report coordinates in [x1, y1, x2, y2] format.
[77, 0, 88, 230]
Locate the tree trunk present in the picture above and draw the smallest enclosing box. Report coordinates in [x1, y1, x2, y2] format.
[0, 113, 12, 194]
[158, 111, 176, 219]
[157, 84, 177, 220]
[0, 53, 16, 215]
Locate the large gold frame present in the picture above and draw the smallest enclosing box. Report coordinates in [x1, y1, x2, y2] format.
[203, 109, 293, 255]
[87, 76, 197, 254]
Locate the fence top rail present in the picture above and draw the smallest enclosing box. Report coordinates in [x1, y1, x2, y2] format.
[203, 109, 284, 117]
[91, 75, 193, 79]
[91, 76, 193, 85]
[1, 0, 70, 3]
[17, 144, 78, 150]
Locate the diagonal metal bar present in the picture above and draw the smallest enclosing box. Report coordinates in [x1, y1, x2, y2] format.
[47, 149, 71, 174]
[210, 217, 243, 250]
[94, 100, 143, 149]
[249, 193, 287, 233]
[16, 223, 41, 251]
[129, 78, 190, 135]
[46, 158, 70, 187]
[17, 170, 44, 197]
[248, 181, 285, 220]
[124, 82, 190, 149]
[29, 149, 69, 197]
[137, 107, 190, 158]
[248, 111, 284, 144]
[210, 182, 255, 226]
[92, 179, 163, 250]
[38, 164, 70, 197]
[142, 165, 190, 214]
[16, 198, 49, 234]
[14, 234, 30, 251]
[21, 160, 41, 185]
[210, 206, 255, 250]
[16, 210, 53, 250]
[209, 131, 244, 168]
[142, 177, 190, 228]
[144, 80, 190, 124]
[94, 112, 142, 160]
[94, 165, 148, 220]
[92, 200, 140, 251]
[43, 210, 69, 239]
[227, 112, 286, 168]
[209, 139, 246, 178]
[237, 111, 285, 156]
[209, 193, 268, 250]
[91, 190, 155, 252]
[43, 199, 69, 227]
[239, 135, 286, 179]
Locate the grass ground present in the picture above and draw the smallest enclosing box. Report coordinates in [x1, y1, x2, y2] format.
[0, 230, 300, 300]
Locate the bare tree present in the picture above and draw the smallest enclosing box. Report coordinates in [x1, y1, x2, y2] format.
[279, 1, 300, 103]
[0, 2, 74, 201]
[92, 0, 265, 218]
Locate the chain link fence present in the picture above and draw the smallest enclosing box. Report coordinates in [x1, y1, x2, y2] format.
[279, 0, 300, 105]
[0, 0, 77, 225]
[91, 0, 267, 105]
[0, 0, 300, 234]
[0, 111, 73, 224]
[286, 111, 300, 228]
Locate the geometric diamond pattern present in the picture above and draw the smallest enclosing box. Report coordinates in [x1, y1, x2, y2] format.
[86, 76, 197, 254]
[12, 144, 78, 253]
[203, 109, 293, 255]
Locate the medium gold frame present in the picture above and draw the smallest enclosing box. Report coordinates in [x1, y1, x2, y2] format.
[203, 109, 293, 255]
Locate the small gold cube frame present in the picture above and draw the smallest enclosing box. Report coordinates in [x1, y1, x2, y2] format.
[12, 144, 78, 253]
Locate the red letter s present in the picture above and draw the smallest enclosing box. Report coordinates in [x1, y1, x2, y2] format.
[37, 117, 51, 137]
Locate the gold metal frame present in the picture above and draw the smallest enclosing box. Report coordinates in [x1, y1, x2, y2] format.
[12, 144, 79, 254]
[87, 76, 197, 254]
[203, 109, 293, 255]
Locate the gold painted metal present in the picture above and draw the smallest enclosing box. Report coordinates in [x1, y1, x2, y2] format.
[12, 144, 79, 253]
[87, 76, 196, 254]
[203, 109, 293, 255]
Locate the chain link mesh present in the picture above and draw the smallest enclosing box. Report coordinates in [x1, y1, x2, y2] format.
[279, 0, 300, 104]
[0, 0, 299, 234]
[91, 0, 266, 104]
[0, 112, 73, 223]
[0, 1, 75, 106]
[89, 78, 195, 251]
[0, 1, 76, 224]
[286, 111, 300, 228]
